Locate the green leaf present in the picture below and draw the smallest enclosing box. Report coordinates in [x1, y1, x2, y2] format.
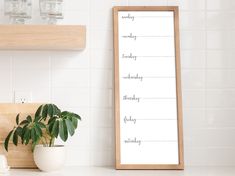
[35, 105, 44, 122]
[72, 113, 81, 120]
[31, 129, 36, 142]
[72, 117, 78, 129]
[61, 111, 81, 121]
[65, 119, 75, 136]
[16, 127, 23, 137]
[48, 116, 56, 125]
[63, 120, 68, 141]
[47, 104, 54, 118]
[4, 130, 13, 151]
[59, 120, 68, 142]
[42, 104, 48, 119]
[61, 111, 69, 117]
[20, 120, 29, 126]
[23, 128, 30, 145]
[48, 122, 54, 134]
[37, 122, 46, 128]
[35, 105, 43, 117]
[34, 124, 42, 137]
[13, 131, 18, 146]
[53, 105, 61, 116]
[16, 114, 20, 125]
[26, 115, 32, 122]
[52, 120, 59, 138]
[59, 120, 64, 141]
[21, 126, 27, 143]
[52, 105, 58, 116]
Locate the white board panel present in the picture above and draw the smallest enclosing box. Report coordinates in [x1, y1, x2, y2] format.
[114, 6, 183, 170]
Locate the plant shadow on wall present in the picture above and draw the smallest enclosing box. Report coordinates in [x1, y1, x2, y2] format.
[3, 104, 81, 172]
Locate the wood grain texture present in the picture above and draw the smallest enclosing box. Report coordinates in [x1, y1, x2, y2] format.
[113, 7, 121, 170]
[0, 25, 86, 50]
[174, 7, 184, 170]
[0, 104, 41, 168]
[113, 6, 184, 170]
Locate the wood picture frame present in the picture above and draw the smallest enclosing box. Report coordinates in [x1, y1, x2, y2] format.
[113, 6, 184, 170]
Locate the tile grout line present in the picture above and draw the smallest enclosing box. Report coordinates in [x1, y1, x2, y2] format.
[183, 89, 235, 91]
[49, 55, 52, 103]
[11, 55, 14, 103]
[204, 0, 208, 126]
[88, 0, 92, 166]
[182, 68, 235, 70]
[184, 107, 235, 110]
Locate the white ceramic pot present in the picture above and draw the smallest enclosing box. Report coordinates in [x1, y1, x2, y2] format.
[33, 145, 66, 172]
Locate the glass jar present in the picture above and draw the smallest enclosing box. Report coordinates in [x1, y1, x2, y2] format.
[4, 0, 32, 24]
[39, 0, 63, 24]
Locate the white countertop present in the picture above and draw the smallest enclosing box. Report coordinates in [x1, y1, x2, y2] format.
[4, 166, 235, 176]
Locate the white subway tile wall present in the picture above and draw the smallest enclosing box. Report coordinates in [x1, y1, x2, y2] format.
[0, 0, 234, 166]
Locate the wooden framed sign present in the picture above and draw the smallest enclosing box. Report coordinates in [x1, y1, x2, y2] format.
[113, 6, 184, 170]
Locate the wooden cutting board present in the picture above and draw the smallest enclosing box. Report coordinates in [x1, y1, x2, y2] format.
[0, 104, 41, 168]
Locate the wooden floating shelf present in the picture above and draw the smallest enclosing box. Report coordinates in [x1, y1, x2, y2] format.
[0, 25, 86, 50]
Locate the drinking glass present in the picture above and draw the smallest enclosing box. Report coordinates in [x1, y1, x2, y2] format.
[39, 0, 63, 24]
[4, 0, 32, 24]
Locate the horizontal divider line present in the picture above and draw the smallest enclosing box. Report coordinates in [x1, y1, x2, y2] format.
[142, 140, 177, 143]
[135, 16, 173, 18]
[136, 119, 177, 120]
[136, 56, 175, 57]
[144, 76, 175, 78]
[122, 76, 175, 79]
[183, 88, 235, 91]
[122, 35, 174, 38]
[137, 35, 174, 37]
[141, 97, 176, 99]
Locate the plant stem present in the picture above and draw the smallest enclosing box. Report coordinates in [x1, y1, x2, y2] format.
[49, 137, 55, 147]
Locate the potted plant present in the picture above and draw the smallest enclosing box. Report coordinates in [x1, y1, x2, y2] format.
[4, 104, 81, 172]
